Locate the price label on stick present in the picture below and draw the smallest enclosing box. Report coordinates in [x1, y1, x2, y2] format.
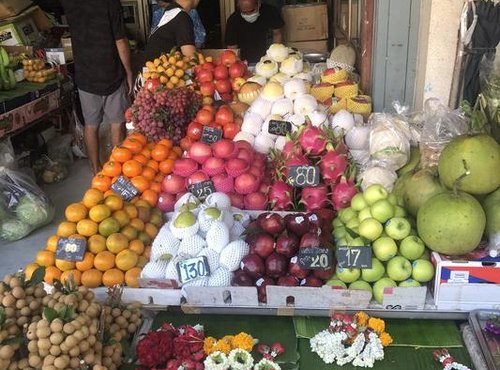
[177, 256, 210, 284]
[201, 126, 223, 144]
[268, 120, 292, 136]
[287, 165, 320, 187]
[336, 247, 372, 269]
[110, 176, 139, 201]
[56, 237, 86, 262]
[298, 247, 333, 269]
[188, 180, 215, 200]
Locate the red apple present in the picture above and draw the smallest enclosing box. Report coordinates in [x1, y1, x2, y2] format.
[231, 77, 246, 92]
[220, 50, 237, 67]
[214, 65, 229, 80]
[197, 69, 213, 83]
[323, 68, 341, 76]
[220, 93, 233, 102]
[215, 79, 232, 94]
[229, 61, 247, 78]
[199, 81, 215, 97]
[201, 62, 215, 71]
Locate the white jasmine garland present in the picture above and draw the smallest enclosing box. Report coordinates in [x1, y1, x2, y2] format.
[443, 364, 471, 370]
[204, 351, 230, 370]
[253, 358, 281, 370]
[310, 330, 347, 364]
[228, 348, 254, 370]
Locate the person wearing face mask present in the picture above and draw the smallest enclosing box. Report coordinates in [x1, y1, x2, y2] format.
[225, 0, 284, 64]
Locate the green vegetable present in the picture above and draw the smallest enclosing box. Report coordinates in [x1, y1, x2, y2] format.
[0, 218, 30, 241]
[15, 195, 51, 226]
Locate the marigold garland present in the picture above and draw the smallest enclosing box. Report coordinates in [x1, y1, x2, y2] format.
[232, 332, 255, 352]
[379, 332, 393, 347]
[204, 332, 256, 355]
[368, 317, 385, 334]
[204, 336, 218, 355]
[355, 312, 369, 327]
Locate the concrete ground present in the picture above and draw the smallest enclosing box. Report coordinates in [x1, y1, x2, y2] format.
[0, 159, 91, 277]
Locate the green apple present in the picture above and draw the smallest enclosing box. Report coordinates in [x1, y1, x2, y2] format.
[349, 280, 373, 298]
[336, 266, 361, 283]
[339, 208, 357, 224]
[387, 193, 399, 206]
[336, 237, 348, 246]
[205, 207, 221, 220]
[399, 236, 425, 261]
[372, 237, 398, 261]
[370, 199, 395, 223]
[348, 237, 366, 247]
[325, 278, 347, 289]
[332, 217, 344, 228]
[399, 279, 421, 287]
[387, 256, 412, 281]
[385, 217, 411, 240]
[346, 217, 360, 230]
[373, 277, 397, 304]
[358, 208, 373, 222]
[361, 258, 385, 282]
[420, 249, 431, 261]
[411, 259, 435, 282]
[394, 205, 407, 218]
[351, 193, 368, 211]
[333, 226, 347, 241]
[364, 184, 389, 205]
[173, 211, 196, 228]
[358, 218, 383, 241]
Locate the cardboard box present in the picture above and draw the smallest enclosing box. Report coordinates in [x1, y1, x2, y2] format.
[432, 252, 500, 310]
[0, 6, 42, 46]
[0, 0, 32, 20]
[61, 37, 73, 61]
[282, 3, 328, 42]
[287, 39, 329, 54]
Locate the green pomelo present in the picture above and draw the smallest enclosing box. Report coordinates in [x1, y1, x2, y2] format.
[397, 146, 421, 176]
[403, 169, 445, 217]
[417, 191, 486, 255]
[438, 134, 500, 194]
[392, 172, 412, 207]
[483, 188, 500, 243]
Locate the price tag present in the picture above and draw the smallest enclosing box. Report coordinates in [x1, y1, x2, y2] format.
[287, 166, 320, 187]
[298, 247, 333, 269]
[56, 237, 86, 262]
[201, 126, 223, 144]
[110, 176, 139, 201]
[177, 256, 210, 284]
[336, 247, 372, 269]
[268, 120, 292, 136]
[188, 180, 215, 200]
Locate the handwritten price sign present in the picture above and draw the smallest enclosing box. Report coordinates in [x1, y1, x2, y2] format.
[177, 256, 210, 284]
[287, 166, 320, 187]
[56, 238, 86, 262]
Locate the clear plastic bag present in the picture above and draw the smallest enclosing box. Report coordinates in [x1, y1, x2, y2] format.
[47, 134, 74, 166]
[479, 54, 500, 141]
[0, 138, 16, 169]
[420, 98, 468, 169]
[32, 155, 69, 184]
[0, 167, 55, 241]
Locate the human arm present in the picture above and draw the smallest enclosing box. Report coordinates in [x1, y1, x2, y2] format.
[269, 4, 285, 43]
[176, 12, 196, 57]
[224, 15, 238, 48]
[272, 28, 284, 43]
[115, 38, 134, 95]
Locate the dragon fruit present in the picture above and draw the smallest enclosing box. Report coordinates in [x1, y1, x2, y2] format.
[319, 147, 348, 182]
[300, 185, 330, 211]
[269, 180, 294, 210]
[331, 177, 358, 209]
[299, 124, 327, 155]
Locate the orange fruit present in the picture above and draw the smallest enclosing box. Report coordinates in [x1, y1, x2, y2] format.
[88, 234, 107, 254]
[102, 269, 125, 287]
[61, 270, 82, 285]
[133, 154, 148, 166]
[159, 159, 175, 174]
[129, 239, 145, 255]
[129, 218, 145, 231]
[89, 204, 112, 222]
[104, 194, 124, 211]
[143, 246, 151, 259]
[130, 176, 150, 193]
[91, 173, 112, 192]
[76, 219, 98, 237]
[138, 231, 152, 246]
[151, 144, 169, 162]
[98, 217, 120, 237]
[102, 161, 122, 177]
[112, 147, 133, 163]
[140, 147, 152, 159]
[115, 249, 138, 271]
[76, 252, 95, 272]
[167, 151, 178, 160]
[122, 138, 143, 154]
[125, 267, 142, 288]
[65, 203, 88, 223]
[82, 188, 104, 208]
[136, 206, 152, 223]
[127, 132, 147, 145]
[25, 263, 40, 280]
[121, 225, 139, 241]
[46, 235, 59, 252]
[150, 182, 161, 194]
[154, 173, 165, 182]
[123, 204, 138, 219]
[94, 251, 115, 272]
[136, 256, 148, 268]
[141, 190, 158, 207]
[36, 250, 55, 267]
[141, 166, 156, 181]
[144, 223, 159, 239]
[122, 159, 143, 178]
[146, 160, 159, 172]
[158, 139, 173, 149]
[135, 199, 152, 210]
[172, 146, 182, 157]
[55, 259, 76, 272]
[106, 233, 129, 254]
[57, 222, 77, 238]
[149, 209, 164, 227]
[44, 266, 62, 285]
[81, 269, 103, 288]
[112, 210, 130, 228]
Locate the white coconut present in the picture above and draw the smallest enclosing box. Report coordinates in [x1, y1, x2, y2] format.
[280, 56, 304, 76]
[254, 133, 276, 154]
[267, 43, 289, 62]
[329, 109, 355, 135]
[360, 166, 398, 192]
[255, 59, 279, 78]
[293, 94, 318, 116]
[284, 78, 307, 101]
[241, 111, 264, 136]
[308, 110, 328, 127]
[233, 131, 255, 146]
[271, 98, 294, 116]
[249, 97, 273, 120]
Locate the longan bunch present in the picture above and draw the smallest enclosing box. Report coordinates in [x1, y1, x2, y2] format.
[0, 316, 22, 370]
[103, 302, 142, 343]
[100, 342, 122, 370]
[42, 286, 99, 316]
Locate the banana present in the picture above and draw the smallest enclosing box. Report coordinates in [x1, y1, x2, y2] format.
[7, 68, 15, 88]
[0, 47, 9, 67]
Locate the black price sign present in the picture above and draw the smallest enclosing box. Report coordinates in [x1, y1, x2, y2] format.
[268, 120, 292, 136]
[336, 247, 372, 269]
[201, 126, 223, 144]
[188, 180, 215, 200]
[56, 237, 86, 262]
[111, 176, 139, 201]
[287, 166, 320, 187]
[298, 247, 333, 269]
[177, 256, 210, 284]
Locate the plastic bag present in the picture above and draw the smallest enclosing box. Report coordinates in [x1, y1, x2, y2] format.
[32, 156, 69, 184]
[0, 167, 55, 241]
[0, 138, 15, 169]
[479, 54, 500, 141]
[420, 98, 468, 169]
[47, 134, 74, 166]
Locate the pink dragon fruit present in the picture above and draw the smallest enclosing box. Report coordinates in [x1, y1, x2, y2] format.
[331, 177, 358, 209]
[300, 184, 330, 211]
[269, 180, 293, 210]
[299, 124, 327, 155]
[282, 140, 303, 160]
[319, 147, 348, 182]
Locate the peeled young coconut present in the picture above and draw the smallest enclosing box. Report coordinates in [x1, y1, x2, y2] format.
[261, 81, 284, 101]
[284, 78, 307, 101]
[269, 72, 291, 85]
[280, 55, 304, 76]
[330, 109, 356, 134]
[249, 97, 273, 120]
[308, 110, 328, 127]
[267, 43, 289, 62]
[247, 75, 267, 86]
[256, 58, 279, 78]
[237, 82, 262, 105]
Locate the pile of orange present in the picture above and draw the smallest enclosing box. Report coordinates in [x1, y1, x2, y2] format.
[143, 50, 209, 89]
[91, 132, 182, 208]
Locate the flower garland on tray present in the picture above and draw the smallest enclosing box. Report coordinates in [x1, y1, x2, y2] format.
[485, 315, 500, 336]
[204, 332, 285, 370]
[310, 312, 393, 368]
[433, 349, 471, 370]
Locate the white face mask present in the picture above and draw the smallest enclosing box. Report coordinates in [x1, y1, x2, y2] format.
[241, 11, 260, 23]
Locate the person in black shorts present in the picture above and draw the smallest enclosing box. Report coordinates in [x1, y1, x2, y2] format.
[225, 0, 284, 64]
[61, 0, 133, 174]
[144, 0, 200, 62]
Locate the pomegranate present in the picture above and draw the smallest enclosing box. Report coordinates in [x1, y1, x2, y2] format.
[212, 139, 236, 159]
[244, 192, 268, 210]
[212, 173, 234, 193]
[173, 158, 199, 177]
[225, 158, 250, 178]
